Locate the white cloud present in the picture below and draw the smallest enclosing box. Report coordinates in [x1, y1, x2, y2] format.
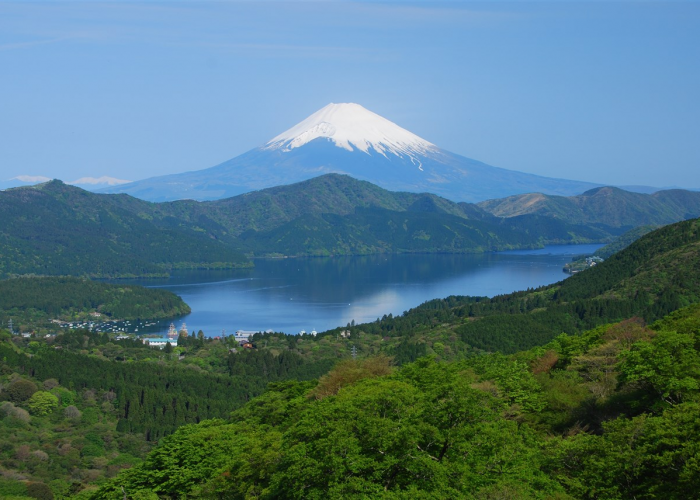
[69, 176, 132, 186]
[10, 175, 51, 182]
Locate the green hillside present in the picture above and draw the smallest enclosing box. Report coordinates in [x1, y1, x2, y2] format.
[593, 224, 659, 259]
[0, 181, 251, 278]
[0, 177, 542, 278]
[0, 277, 191, 328]
[92, 301, 700, 499]
[4, 177, 700, 279]
[477, 186, 700, 231]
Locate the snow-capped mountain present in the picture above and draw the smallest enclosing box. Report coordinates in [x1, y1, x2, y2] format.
[101, 103, 602, 202]
[265, 103, 437, 161]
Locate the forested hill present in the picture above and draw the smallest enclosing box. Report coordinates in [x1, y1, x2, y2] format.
[0, 177, 579, 277]
[0, 276, 191, 324]
[0, 181, 251, 278]
[592, 224, 659, 259]
[4, 176, 700, 278]
[477, 186, 700, 230]
[84, 218, 700, 499]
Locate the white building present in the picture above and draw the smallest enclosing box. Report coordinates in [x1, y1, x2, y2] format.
[144, 338, 178, 349]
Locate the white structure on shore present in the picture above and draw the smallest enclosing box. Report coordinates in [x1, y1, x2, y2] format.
[145, 338, 177, 349]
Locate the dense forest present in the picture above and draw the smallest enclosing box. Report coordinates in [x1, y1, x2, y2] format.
[0, 181, 251, 279]
[1, 217, 699, 498]
[92, 303, 700, 499]
[0, 277, 191, 329]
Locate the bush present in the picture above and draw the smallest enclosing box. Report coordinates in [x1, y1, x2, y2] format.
[0, 477, 28, 496]
[312, 355, 393, 399]
[50, 387, 75, 407]
[0, 400, 15, 415]
[26, 482, 54, 500]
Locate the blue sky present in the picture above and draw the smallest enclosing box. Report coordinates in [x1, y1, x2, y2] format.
[1, 1, 699, 188]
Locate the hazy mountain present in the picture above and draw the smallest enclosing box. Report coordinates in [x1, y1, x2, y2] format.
[1, 175, 131, 192]
[101, 103, 603, 203]
[0, 175, 52, 190]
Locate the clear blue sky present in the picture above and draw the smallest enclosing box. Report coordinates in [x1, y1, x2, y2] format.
[1, 1, 699, 188]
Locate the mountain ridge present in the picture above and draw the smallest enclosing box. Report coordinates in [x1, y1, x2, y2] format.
[5, 175, 700, 278]
[478, 186, 700, 229]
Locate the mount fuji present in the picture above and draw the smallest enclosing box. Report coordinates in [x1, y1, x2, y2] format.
[102, 103, 601, 202]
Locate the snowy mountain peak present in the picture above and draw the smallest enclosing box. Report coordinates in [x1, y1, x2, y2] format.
[265, 103, 437, 160]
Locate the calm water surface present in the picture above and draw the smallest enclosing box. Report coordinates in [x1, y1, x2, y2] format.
[124, 244, 603, 337]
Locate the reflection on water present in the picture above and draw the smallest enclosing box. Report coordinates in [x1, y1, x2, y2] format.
[117, 245, 603, 336]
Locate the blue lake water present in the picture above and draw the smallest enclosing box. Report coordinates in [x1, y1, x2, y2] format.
[121, 244, 603, 337]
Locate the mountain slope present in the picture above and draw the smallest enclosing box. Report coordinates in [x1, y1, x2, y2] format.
[478, 186, 700, 231]
[147, 174, 610, 256]
[6, 175, 700, 280]
[0, 181, 251, 278]
[101, 103, 601, 203]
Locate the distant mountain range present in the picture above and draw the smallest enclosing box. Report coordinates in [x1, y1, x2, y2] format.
[3, 174, 700, 278]
[99, 103, 607, 203]
[0, 175, 131, 191]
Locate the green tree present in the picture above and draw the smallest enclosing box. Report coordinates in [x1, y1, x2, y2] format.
[2, 378, 38, 402]
[619, 330, 700, 406]
[27, 391, 59, 416]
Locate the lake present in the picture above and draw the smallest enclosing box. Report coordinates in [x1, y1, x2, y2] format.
[119, 244, 603, 337]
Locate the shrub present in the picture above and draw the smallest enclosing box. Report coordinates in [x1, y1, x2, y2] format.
[0, 401, 15, 415]
[26, 481, 54, 500]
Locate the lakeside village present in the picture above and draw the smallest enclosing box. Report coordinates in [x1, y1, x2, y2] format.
[563, 255, 604, 274]
[12, 317, 320, 351]
[132, 323, 319, 350]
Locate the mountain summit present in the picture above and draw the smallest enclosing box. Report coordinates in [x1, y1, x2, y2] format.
[102, 103, 601, 202]
[265, 103, 437, 163]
